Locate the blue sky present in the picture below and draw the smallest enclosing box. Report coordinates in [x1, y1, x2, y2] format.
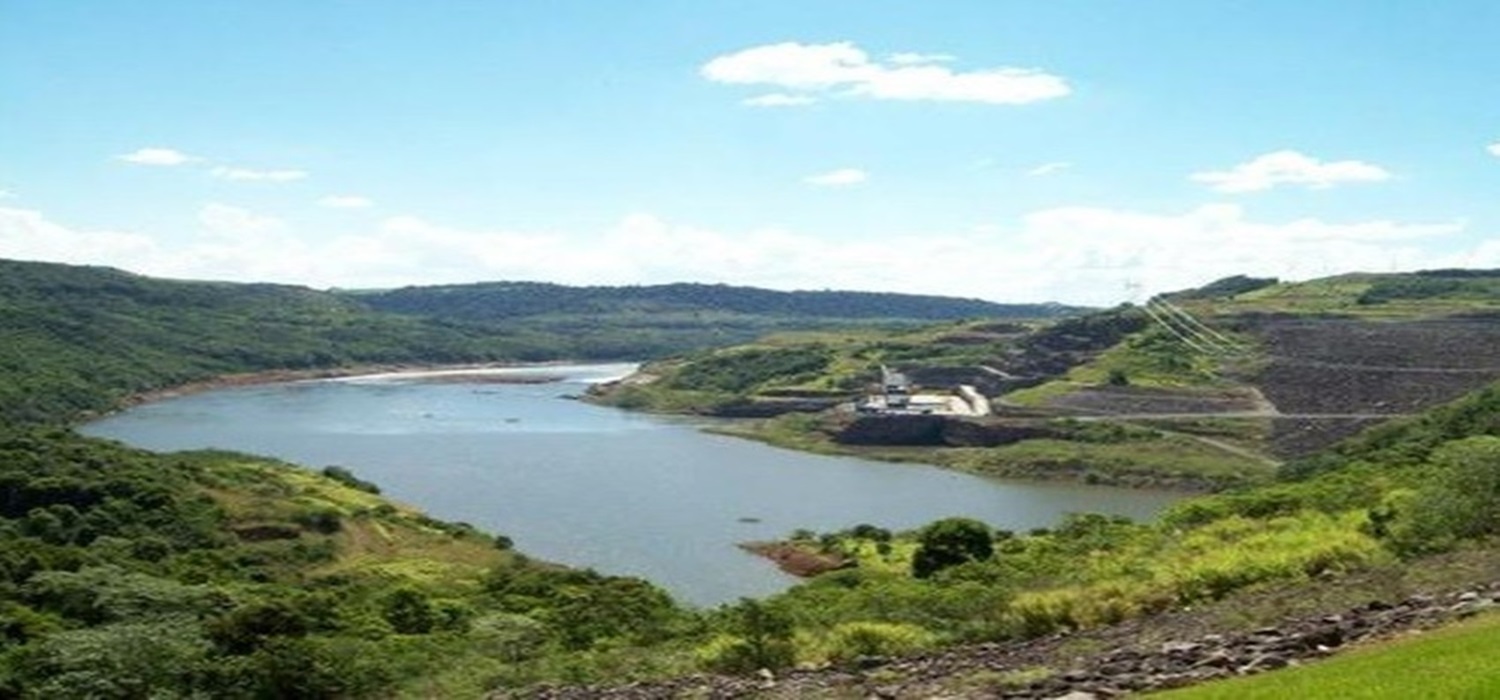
[3, 1, 1499, 304]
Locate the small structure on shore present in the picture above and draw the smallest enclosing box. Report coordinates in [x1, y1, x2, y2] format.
[856, 365, 990, 416]
[882, 366, 911, 410]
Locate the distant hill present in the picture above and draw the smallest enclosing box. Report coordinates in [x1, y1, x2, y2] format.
[0, 259, 526, 424]
[341, 281, 1084, 361]
[348, 281, 1080, 321]
[0, 259, 1082, 424]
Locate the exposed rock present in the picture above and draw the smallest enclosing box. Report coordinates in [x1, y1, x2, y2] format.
[496, 580, 1500, 699]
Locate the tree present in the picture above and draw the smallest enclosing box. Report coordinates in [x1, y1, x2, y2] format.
[16, 618, 212, 698]
[1389, 436, 1500, 554]
[380, 587, 435, 635]
[912, 517, 994, 579]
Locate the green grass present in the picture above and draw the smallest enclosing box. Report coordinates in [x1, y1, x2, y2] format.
[1151, 611, 1500, 699]
[1212, 272, 1500, 319]
[942, 435, 1277, 489]
[720, 413, 1278, 490]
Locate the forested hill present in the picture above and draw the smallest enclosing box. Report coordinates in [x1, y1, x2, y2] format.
[348, 281, 1079, 321]
[0, 258, 1078, 425]
[0, 259, 524, 425]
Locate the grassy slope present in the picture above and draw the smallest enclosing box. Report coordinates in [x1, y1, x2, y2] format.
[1152, 611, 1500, 699]
[195, 453, 507, 590]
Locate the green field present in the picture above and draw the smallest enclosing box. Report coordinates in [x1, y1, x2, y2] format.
[1152, 612, 1500, 699]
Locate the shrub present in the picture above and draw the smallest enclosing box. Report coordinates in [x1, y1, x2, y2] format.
[318, 466, 380, 494]
[700, 598, 797, 674]
[695, 633, 795, 675]
[380, 588, 435, 635]
[912, 517, 993, 579]
[821, 621, 934, 663]
[293, 508, 342, 535]
[1387, 436, 1500, 555]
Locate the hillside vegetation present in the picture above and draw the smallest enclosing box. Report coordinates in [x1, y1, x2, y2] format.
[352, 280, 1075, 323]
[5, 259, 1500, 696]
[523, 377, 1500, 697]
[0, 429, 697, 697]
[0, 260, 527, 425]
[0, 258, 1077, 427]
[348, 281, 1083, 360]
[599, 270, 1500, 489]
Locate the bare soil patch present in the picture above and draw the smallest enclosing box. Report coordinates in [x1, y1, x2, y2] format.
[738, 541, 852, 578]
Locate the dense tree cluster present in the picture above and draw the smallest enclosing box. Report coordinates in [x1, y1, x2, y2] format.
[0, 429, 692, 697]
[355, 281, 1077, 322]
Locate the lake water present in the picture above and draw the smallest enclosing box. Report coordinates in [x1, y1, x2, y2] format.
[82, 364, 1184, 607]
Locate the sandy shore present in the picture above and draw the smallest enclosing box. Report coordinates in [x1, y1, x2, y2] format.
[108, 361, 631, 416]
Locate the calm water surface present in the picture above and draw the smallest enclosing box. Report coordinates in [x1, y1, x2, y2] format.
[83, 364, 1184, 606]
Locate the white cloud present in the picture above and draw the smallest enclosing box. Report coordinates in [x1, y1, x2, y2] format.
[0, 189, 13, 199]
[1027, 162, 1071, 177]
[210, 166, 309, 182]
[803, 168, 868, 186]
[1, 203, 1484, 307]
[0, 206, 158, 266]
[742, 93, 817, 107]
[702, 41, 1070, 105]
[1488, 142, 1500, 157]
[1191, 150, 1392, 193]
[887, 52, 954, 65]
[319, 195, 374, 209]
[117, 147, 199, 166]
[198, 203, 286, 237]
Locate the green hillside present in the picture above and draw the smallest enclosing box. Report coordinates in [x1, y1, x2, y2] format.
[346, 281, 1085, 360]
[0, 258, 1083, 427]
[352, 280, 1079, 322]
[4, 261, 1500, 696]
[602, 270, 1500, 489]
[0, 259, 534, 425]
[0, 429, 693, 697]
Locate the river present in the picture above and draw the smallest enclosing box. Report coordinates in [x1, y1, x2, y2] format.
[81, 363, 1184, 607]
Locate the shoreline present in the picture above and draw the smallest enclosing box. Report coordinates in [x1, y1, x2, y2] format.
[95, 360, 635, 420]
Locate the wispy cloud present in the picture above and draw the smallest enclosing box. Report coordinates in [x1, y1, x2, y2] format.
[1027, 161, 1071, 177]
[211, 166, 309, 182]
[1191, 150, 1391, 193]
[117, 147, 199, 166]
[742, 93, 817, 108]
[803, 168, 868, 187]
[319, 195, 374, 209]
[1488, 142, 1500, 157]
[703, 41, 1069, 106]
